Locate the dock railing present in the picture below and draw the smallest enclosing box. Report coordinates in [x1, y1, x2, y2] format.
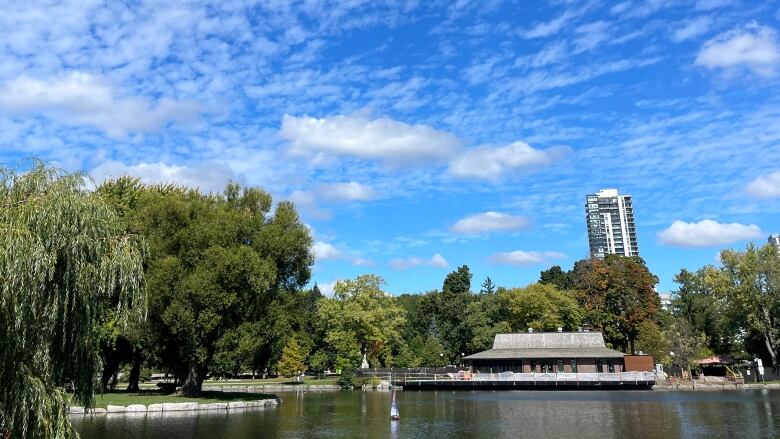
[374, 370, 657, 384]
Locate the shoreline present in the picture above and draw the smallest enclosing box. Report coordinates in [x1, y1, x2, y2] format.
[69, 398, 281, 416]
[653, 382, 780, 391]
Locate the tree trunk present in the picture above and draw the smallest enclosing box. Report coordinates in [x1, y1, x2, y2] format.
[761, 308, 778, 371]
[176, 363, 207, 397]
[630, 338, 635, 355]
[126, 349, 143, 391]
[101, 352, 121, 391]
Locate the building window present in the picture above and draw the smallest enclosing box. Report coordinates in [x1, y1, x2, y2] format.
[608, 360, 615, 373]
[530, 360, 536, 373]
[596, 359, 603, 373]
[557, 360, 564, 373]
[571, 359, 577, 373]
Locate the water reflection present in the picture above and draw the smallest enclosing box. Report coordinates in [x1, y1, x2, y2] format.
[73, 390, 780, 439]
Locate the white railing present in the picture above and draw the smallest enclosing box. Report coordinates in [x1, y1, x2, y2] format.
[414, 371, 657, 383]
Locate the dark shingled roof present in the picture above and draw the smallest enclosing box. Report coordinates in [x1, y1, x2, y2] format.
[463, 332, 625, 360]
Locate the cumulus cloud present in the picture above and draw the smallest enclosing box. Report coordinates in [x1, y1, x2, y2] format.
[89, 160, 239, 194]
[313, 241, 343, 261]
[695, 23, 780, 77]
[658, 219, 763, 247]
[448, 141, 570, 181]
[451, 212, 530, 235]
[746, 171, 780, 198]
[317, 181, 377, 202]
[489, 250, 566, 266]
[280, 113, 462, 165]
[389, 253, 448, 270]
[311, 239, 372, 266]
[0, 72, 200, 138]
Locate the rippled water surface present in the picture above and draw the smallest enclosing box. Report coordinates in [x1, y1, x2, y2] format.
[73, 389, 780, 438]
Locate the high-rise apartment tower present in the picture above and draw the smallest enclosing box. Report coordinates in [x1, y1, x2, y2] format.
[586, 189, 639, 259]
[769, 235, 780, 253]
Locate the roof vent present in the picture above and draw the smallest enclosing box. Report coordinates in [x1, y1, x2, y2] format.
[577, 327, 583, 332]
[528, 328, 533, 333]
[557, 327, 563, 333]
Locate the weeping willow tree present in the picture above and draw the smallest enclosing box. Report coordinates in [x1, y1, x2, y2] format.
[0, 163, 145, 438]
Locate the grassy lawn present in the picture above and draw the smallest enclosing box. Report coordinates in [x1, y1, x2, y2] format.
[203, 376, 340, 386]
[136, 376, 340, 391]
[85, 390, 277, 408]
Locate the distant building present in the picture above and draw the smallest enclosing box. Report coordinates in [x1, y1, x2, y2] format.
[586, 189, 639, 259]
[770, 235, 780, 253]
[658, 292, 671, 311]
[464, 331, 626, 374]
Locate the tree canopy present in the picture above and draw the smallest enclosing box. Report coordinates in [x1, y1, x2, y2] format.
[0, 164, 145, 438]
[97, 178, 313, 396]
[317, 275, 406, 369]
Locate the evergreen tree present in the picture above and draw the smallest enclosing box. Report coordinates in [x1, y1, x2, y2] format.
[480, 276, 496, 294]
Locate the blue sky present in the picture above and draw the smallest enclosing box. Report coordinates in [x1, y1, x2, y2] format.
[2, 0, 780, 295]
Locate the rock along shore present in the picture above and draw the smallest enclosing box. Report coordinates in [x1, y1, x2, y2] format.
[69, 398, 280, 416]
[653, 382, 780, 391]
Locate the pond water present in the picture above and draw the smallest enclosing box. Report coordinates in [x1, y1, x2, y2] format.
[73, 389, 780, 438]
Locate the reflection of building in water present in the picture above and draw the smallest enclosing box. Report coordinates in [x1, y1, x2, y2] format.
[492, 395, 618, 438]
[464, 331, 627, 373]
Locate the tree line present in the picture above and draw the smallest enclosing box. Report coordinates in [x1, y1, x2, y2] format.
[2, 163, 779, 438]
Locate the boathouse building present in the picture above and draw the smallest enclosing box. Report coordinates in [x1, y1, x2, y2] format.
[463, 332, 626, 374]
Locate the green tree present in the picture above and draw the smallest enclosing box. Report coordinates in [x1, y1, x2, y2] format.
[713, 244, 780, 371]
[635, 320, 670, 364]
[572, 255, 660, 353]
[480, 276, 496, 294]
[666, 318, 711, 385]
[539, 265, 573, 290]
[462, 293, 510, 353]
[671, 268, 736, 354]
[419, 335, 448, 367]
[277, 339, 307, 378]
[318, 275, 406, 369]
[499, 283, 582, 332]
[438, 265, 473, 360]
[308, 349, 330, 375]
[0, 164, 145, 438]
[98, 179, 313, 396]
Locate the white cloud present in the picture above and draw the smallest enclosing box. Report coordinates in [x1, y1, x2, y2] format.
[317, 181, 377, 202]
[389, 253, 448, 270]
[90, 160, 238, 194]
[313, 241, 343, 261]
[280, 113, 462, 165]
[451, 212, 530, 235]
[746, 171, 780, 198]
[658, 219, 763, 247]
[0, 72, 199, 138]
[489, 250, 566, 266]
[448, 141, 570, 181]
[522, 10, 575, 39]
[695, 23, 780, 77]
[695, 0, 731, 10]
[671, 16, 712, 42]
[318, 280, 338, 297]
